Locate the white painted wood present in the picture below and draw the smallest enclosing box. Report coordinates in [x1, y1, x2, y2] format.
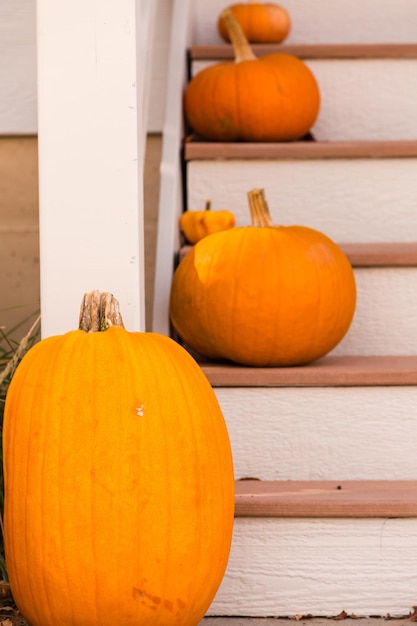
[0, 0, 171, 134]
[333, 268, 417, 356]
[310, 60, 417, 141]
[209, 517, 417, 616]
[216, 386, 417, 480]
[0, 0, 37, 134]
[37, 0, 145, 337]
[152, 0, 193, 334]
[193, 0, 417, 45]
[191, 59, 417, 141]
[139, 0, 158, 147]
[187, 158, 417, 243]
[144, 0, 173, 133]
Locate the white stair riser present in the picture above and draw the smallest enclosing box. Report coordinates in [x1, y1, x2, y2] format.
[335, 268, 417, 356]
[187, 159, 417, 243]
[193, 0, 417, 45]
[310, 60, 417, 141]
[208, 517, 417, 617]
[191, 59, 417, 141]
[216, 386, 417, 480]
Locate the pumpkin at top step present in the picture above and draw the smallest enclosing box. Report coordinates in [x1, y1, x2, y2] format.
[184, 8, 320, 142]
[3, 291, 234, 626]
[218, 2, 291, 43]
[170, 189, 356, 367]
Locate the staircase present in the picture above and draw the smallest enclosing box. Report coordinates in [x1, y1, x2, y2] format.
[157, 0, 417, 618]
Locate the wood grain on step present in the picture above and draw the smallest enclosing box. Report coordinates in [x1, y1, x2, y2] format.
[199, 355, 417, 387]
[234, 479, 417, 517]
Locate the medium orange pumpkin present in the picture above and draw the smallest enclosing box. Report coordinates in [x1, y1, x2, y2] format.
[3, 291, 234, 626]
[218, 2, 291, 43]
[170, 189, 356, 367]
[180, 200, 236, 244]
[184, 8, 320, 142]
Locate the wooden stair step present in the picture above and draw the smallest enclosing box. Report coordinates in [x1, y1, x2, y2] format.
[214, 481, 417, 616]
[180, 242, 417, 266]
[234, 480, 417, 518]
[184, 139, 417, 161]
[220, 481, 417, 616]
[340, 242, 417, 266]
[199, 355, 417, 387]
[190, 43, 417, 61]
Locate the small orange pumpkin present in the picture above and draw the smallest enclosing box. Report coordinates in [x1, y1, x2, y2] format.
[170, 189, 356, 367]
[180, 200, 236, 244]
[3, 291, 234, 626]
[218, 2, 291, 44]
[184, 8, 320, 142]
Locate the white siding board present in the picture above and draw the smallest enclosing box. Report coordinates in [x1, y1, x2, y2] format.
[215, 386, 417, 480]
[209, 518, 417, 616]
[309, 59, 417, 141]
[333, 268, 417, 357]
[0, 0, 37, 134]
[187, 159, 417, 243]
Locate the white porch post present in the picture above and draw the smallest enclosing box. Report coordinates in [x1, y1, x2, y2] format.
[152, 0, 193, 335]
[36, 0, 145, 337]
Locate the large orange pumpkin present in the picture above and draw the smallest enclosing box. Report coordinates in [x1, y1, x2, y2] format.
[184, 8, 320, 142]
[3, 291, 234, 626]
[170, 189, 356, 367]
[218, 2, 291, 44]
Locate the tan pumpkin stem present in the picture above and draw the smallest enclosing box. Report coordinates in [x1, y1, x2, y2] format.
[205, 200, 212, 211]
[79, 290, 125, 332]
[248, 188, 274, 227]
[220, 8, 257, 62]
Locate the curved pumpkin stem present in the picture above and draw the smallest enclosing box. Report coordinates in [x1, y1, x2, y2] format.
[248, 188, 274, 227]
[79, 290, 125, 332]
[220, 8, 257, 62]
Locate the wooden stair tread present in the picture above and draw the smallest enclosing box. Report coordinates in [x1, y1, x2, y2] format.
[190, 43, 417, 61]
[341, 242, 417, 266]
[234, 480, 417, 518]
[184, 139, 417, 161]
[180, 242, 417, 266]
[199, 355, 417, 387]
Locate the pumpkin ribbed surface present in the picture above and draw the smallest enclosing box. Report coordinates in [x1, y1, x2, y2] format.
[170, 190, 356, 367]
[185, 53, 320, 142]
[3, 295, 234, 626]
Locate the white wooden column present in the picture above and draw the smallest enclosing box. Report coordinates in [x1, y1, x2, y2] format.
[37, 0, 145, 337]
[152, 0, 193, 335]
